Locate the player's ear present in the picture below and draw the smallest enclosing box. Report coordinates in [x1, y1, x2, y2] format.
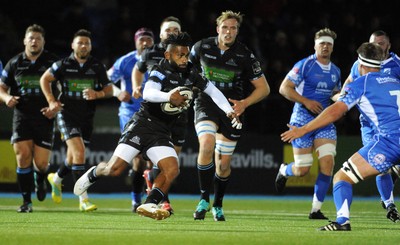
[165, 50, 171, 60]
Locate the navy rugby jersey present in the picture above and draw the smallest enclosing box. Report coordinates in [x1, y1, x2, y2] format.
[189, 37, 264, 101]
[49, 53, 111, 119]
[1, 50, 58, 116]
[138, 59, 208, 128]
[136, 43, 166, 73]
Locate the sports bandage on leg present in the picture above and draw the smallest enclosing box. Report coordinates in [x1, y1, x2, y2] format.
[341, 159, 364, 184]
[316, 143, 336, 159]
[215, 140, 237, 155]
[195, 121, 217, 137]
[293, 153, 314, 167]
[391, 165, 400, 178]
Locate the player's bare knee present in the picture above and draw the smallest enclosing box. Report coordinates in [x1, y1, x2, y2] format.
[293, 166, 310, 176]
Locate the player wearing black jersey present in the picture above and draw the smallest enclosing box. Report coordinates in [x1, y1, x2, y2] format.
[190, 11, 270, 221]
[74, 32, 240, 220]
[0, 24, 59, 212]
[131, 16, 182, 213]
[40, 29, 112, 212]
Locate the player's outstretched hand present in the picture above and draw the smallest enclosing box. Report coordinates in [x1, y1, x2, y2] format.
[280, 124, 306, 143]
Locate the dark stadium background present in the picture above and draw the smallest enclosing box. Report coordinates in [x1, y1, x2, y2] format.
[1, 0, 399, 135]
[0, 0, 398, 195]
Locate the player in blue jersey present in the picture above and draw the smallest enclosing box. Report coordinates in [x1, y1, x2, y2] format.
[107, 27, 154, 212]
[281, 42, 400, 231]
[275, 28, 341, 220]
[338, 30, 400, 222]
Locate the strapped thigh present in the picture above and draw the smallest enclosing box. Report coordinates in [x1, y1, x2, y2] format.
[340, 159, 364, 184]
[195, 121, 217, 137]
[215, 140, 237, 155]
[293, 153, 314, 167]
[315, 143, 336, 158]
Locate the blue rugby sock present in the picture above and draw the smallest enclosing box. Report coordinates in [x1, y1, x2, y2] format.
[314, 173, 332, 202]
[333, 181, 352, 224]
[285, 162, 294, 176]
[376, 173, 393, 207]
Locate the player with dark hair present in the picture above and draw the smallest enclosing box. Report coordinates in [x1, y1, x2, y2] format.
[40, 29, 113, 211]
[107, 27, 154, 212]
[281, 42, 400, 231]
[74, 32, 241, 220]
[0, 24, 58, 212]
[131, 16, 182, 213]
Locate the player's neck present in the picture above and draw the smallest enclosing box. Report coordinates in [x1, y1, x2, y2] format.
[316, 56, 330, 65]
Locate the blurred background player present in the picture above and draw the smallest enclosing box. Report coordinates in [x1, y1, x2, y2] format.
[107, 27, 154, 212]
[40, 29, 112, 212]
[131, 16, 182, 213]
[0, 24, 58, 212]
[190, 11, 270, 221]
[276, 28, 341, 220]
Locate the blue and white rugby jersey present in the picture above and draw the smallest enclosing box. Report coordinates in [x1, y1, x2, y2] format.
[286, 54, 341, 125]
[339, 71, 400, 135]
[107, 50, 149, 116]
[348, 52, 400, 144]
[349, 52, 400, 80]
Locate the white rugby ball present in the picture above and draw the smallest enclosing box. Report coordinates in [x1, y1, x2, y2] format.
[161, 87, 193, 115]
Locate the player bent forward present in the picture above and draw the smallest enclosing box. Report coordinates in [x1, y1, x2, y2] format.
[73, 32, 241, 220]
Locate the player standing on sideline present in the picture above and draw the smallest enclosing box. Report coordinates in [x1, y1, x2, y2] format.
[190, 10, 270, 221]
[131, 16, 182, 213]
[40, 29, 113, 212]
[74, 32, 241, 220]
[275, 28, 341, 220]
[107, 27, 154, 212]
[0, 24, 59, 212]
[281, 42, 400, 231]
[336, 30, 400, 222]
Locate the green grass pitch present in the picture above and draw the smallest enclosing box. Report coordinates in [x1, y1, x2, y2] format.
[1, 194, 400, 244]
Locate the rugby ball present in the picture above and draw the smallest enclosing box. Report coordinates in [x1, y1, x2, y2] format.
[161, 87, 193, 115]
